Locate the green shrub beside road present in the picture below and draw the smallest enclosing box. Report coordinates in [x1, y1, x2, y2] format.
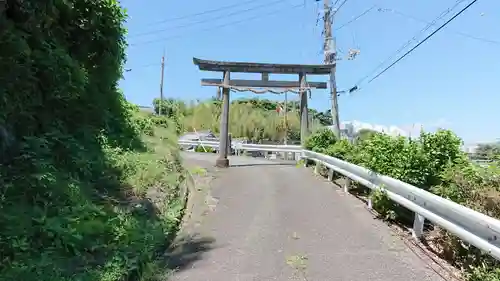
[305, 129, 500, 280]
[194, 145, 215, 153]
[0, 2, 185, 280]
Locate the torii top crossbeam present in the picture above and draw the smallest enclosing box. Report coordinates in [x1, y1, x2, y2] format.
[193, 57, 332, 75]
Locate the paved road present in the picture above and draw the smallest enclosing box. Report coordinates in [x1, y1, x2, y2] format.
[171, 153, 442, 281]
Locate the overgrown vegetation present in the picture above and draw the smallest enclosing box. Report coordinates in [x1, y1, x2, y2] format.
[0, 2, 185, 280]
[472, 141, 500, 162]
[305, 128, 500, 280]
[153, 97, 324, 142]
[194, 145, 214, 153]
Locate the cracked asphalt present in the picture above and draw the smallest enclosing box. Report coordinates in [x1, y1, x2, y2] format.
[171, 153, 443, 281]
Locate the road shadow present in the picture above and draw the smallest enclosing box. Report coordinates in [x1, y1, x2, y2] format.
[156, 233, 217, 277]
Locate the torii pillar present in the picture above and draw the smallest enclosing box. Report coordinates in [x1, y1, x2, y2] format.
[216, 71, 231, 168]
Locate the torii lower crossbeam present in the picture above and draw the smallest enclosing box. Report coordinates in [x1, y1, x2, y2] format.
[201, 79, 327, 89]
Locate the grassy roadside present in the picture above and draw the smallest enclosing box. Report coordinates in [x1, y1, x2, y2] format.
[117, 113, 190, 281]
[0, 110, 189, 281]
[0, 2, 189, 280]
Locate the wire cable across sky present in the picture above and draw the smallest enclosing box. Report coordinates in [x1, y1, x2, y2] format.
[353, 0, 467, 89]
[129, 2, 304, 46]
[348, 0, 479, 93]
[335, 5, 376, 31]
[380, 7, 500, 46]
[129, 0, 291, 38]
[142, 0, 268, 26]
[366, 0, 479, 85]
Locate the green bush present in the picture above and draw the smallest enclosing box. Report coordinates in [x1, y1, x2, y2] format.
[0, 1, 185, 280]
[431, 163, 500, 276]
[304, 128, 500, 280]
[148, 114, 183, 135]
[304, 128, 337, 153]
[325, 139, 357, 162]
[356, 134, 431, 188]
[354, 128, 382, 144]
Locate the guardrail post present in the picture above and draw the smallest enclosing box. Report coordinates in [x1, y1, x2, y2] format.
[367, 197, 373, 210]
[314, 161, 320, 175]
[303, 156, 309, 167]
[327, 168, 334, 181]
[343, 178, 350, 193]
[412, 213, 425, 240]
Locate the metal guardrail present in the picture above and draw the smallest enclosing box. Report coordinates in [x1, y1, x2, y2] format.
[178, 139, 219, 149]
[472, 159, 494, 167]
[178, 139, 302, 154]
[473, 159, 493, 163]
[302, 150, 500, 261]
[177, 139, 500, 260]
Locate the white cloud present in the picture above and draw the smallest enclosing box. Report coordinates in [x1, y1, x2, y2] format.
[337, 118, 452, 139]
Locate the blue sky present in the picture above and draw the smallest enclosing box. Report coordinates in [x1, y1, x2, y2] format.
[119, 0, 499, 143]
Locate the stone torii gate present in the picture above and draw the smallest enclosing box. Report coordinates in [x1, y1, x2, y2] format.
[193, 57, 332, 168]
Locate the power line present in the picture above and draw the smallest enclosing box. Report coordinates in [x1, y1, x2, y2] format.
[129, 3, 304, 46]
[142, 0, 264, 26]
[334, 0, 350, 14]
[129, 0, 290, 38]
[318, 0, 350, 26]
[358, 0, 480, 89]
[335, 5, 376, 31]
[352, 0, 467, 88]
[379, 8, 500, 46]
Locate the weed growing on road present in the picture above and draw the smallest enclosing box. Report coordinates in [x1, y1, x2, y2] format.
[286, 254, 309, 280]
[194, 145, 215, 153]
[190, 166, 208, 177]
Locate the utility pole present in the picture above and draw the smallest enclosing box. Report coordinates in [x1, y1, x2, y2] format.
[159, 50, 165, 115]
[323, 0, 341, 139]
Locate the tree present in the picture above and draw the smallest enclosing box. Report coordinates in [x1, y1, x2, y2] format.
[153, 98, 186, 117]
[355, 129, 381, 143]
[313, 109, 333, 126]
[475, 142, 500, 160]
